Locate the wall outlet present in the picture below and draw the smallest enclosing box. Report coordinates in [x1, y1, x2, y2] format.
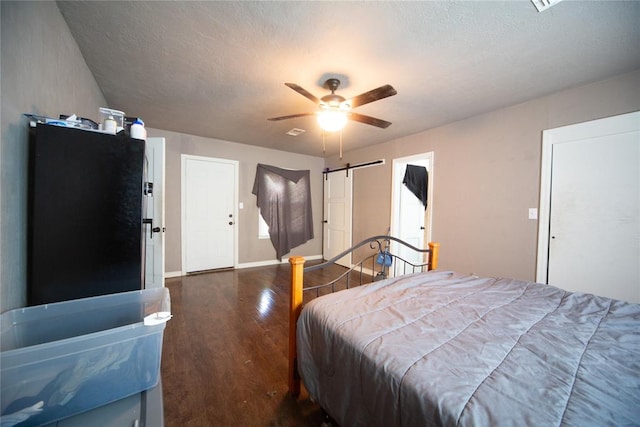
[528, 208, 538, 220]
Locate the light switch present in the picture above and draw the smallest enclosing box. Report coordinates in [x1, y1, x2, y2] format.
[528, 208, 538, 220]
[239, 202, 244, 209]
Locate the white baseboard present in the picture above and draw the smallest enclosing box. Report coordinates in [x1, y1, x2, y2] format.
[351, 265, 390, 280]
[164, 255, 324, 278]
[236, 254, 323, 269]
[360, 266, 376, 277]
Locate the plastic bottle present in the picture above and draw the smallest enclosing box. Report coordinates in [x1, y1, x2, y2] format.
[130, 118, 147, 140]
[103, 115, 117, 133]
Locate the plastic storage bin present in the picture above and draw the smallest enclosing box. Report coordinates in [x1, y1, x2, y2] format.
[0, 288, 171, 427]
[98, 107, 125, 132]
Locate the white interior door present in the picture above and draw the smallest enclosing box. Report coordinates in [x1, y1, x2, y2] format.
[538, 111, 639, 303]
[182, 156, 237, 273]
[390, 153, 433, 265]
[144, 137, 165, 289]
[398, 182, 425, 261]
[323, 170, 352, 267]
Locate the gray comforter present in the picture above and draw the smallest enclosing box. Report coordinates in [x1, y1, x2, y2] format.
[297, 271, 640, 426]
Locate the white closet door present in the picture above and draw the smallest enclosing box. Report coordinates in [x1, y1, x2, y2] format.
[543, 112, 639, 302]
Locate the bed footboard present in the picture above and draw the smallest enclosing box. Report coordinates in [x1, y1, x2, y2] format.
[288, 236, 440, 397]
[288, 255, 305, 396]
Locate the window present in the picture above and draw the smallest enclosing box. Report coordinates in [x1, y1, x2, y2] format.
[258, 209, 269, 239]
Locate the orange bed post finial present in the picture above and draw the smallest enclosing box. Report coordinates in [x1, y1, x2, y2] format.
[288, 256, 305, 397]
[428, 242, 440, 270]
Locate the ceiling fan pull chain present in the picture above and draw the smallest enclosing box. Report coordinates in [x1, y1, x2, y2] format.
[339, 130, 343, 160]
[322, 131, 326, 154]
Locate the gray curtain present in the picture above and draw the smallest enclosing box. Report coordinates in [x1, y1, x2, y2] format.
[402, 164, 428, 209]
[252, 164, 314, 260]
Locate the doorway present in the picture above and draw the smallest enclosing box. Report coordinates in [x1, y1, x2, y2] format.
[181, 155, 238, 274]
[390, 152, 434, 265]
[536, 111, 639, 302]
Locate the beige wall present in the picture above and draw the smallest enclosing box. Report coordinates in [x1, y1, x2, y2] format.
[0, 2, 324, 311]
[146, 128, 324, 274]
[0, 1, 107, 312]
[2, 1, 638, 311]
[328, 70, 640, 282]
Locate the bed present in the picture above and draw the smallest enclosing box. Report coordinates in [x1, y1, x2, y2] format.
[287, 236, 640, 426]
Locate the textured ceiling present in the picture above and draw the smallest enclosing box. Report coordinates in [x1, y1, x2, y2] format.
[57, 1, 640, 158]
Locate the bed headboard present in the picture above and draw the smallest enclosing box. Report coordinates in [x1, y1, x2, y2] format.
[287, 235, 440, 396]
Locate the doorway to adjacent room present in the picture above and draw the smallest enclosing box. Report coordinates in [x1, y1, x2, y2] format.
[390, 152, 434, 266]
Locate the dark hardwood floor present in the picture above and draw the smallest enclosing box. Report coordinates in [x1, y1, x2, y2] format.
[160, 263, 349, 427]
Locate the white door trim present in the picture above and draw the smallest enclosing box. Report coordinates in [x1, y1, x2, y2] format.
[390, 152, 434, 253]
[181, 154, 239, 275]
[536, 111, 640, 284]
[145, 137, 165, 289]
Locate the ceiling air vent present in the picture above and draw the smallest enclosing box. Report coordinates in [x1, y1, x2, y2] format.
[286, 128, 306, 136]
[531, 0, 564, 12]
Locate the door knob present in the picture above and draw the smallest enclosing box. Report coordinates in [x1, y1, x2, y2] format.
[152, 227, 161, 233]
[229, 221, 234, 225]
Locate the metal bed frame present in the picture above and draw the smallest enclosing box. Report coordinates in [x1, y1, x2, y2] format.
[287, 235, 440, 396]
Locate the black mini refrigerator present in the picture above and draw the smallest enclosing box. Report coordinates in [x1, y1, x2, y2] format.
[27, 123, 146, 305]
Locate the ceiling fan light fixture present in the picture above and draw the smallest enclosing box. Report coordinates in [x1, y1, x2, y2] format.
[317, 105, 348, 132]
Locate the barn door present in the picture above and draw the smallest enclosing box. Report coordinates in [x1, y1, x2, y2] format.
[323, 170, 352, 267]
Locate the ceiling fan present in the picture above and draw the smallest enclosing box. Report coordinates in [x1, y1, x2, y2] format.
[268, 78, 397, 131]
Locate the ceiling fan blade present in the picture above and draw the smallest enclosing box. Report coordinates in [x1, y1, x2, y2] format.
[284, 83, 320, 104]
[268, 113, 314, 121]
[347, 84, 397, 108]
[348, 112, 392, 129]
